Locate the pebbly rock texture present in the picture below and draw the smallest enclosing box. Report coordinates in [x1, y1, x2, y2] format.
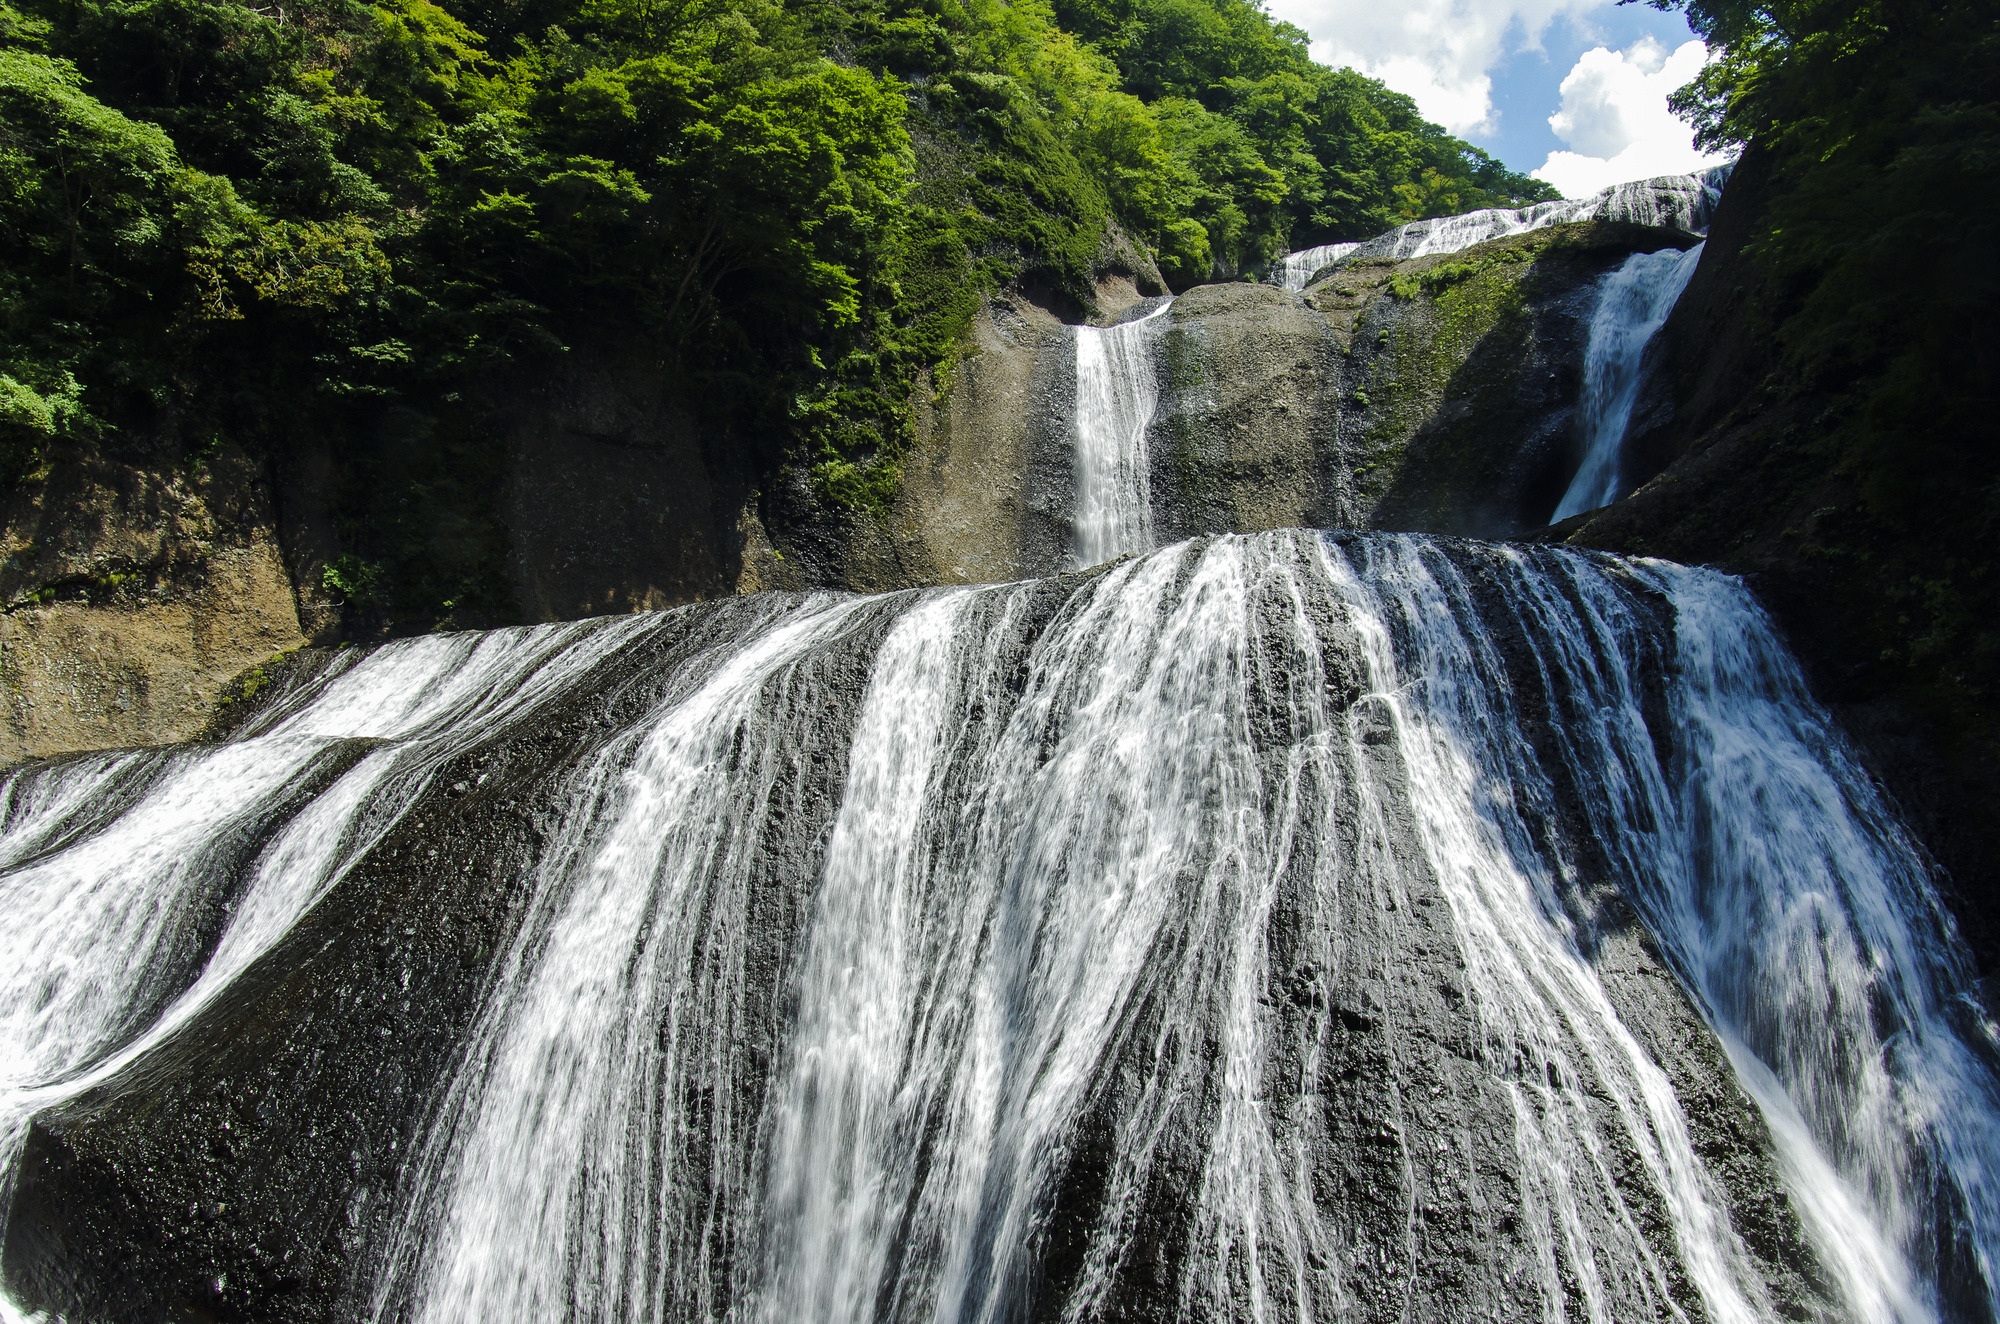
[0, 443, 306, 764]
[1149, 281, 1343, 544]
[2, 538, 1859, 1324]
[1137, 221, 1704, 546]
[887, 292, 1079, 586]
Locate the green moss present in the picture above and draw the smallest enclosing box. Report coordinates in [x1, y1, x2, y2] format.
[4, 564, 150, 609]
[1389, 245, 1536, 300]
[1356, 254, 1533, 501]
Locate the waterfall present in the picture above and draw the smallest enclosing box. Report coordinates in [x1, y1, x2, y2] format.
[1269, 165, 1730, 285]
[3, 532, 1994, 1323]
[0, 613, 659, 1322]
[1343, 537, 1999, 1323]
[1550, 242, 1705, 522]
[1272, 242, 1359, 292]
[1070, 300, 1171, 567]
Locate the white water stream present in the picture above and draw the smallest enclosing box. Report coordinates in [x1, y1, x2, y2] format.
[1070, 300, 1172, 567]
[1550, 242, 1706, 521]
[0, 533, 1994, 1323]
[1272, 242, 1360, 292]
[1270, 165, 1729, 289]
[0, 615, 660, 1323]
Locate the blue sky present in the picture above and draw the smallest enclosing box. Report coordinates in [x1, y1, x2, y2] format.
[1473, 5, 1703, 172]
[1260, 0, 1729, 196]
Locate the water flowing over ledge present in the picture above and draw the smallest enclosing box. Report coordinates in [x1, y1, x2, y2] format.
[1272, 241, 1361, 292]
[1070, 300, 1172, 567]
[1271, 166, 1731, 291]
[1, 531, 1994, 1324]
[1552, 242, 1706, 521]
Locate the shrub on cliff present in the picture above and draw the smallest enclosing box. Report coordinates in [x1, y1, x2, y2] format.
[1649, 0, 2000, 723]
[0, 0, 1554, 629]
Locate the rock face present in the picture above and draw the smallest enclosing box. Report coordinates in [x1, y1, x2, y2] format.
[0, 222, 1698, 769]
[886, 294, 1078, 586]
[8, 534, 1908, 1324]
[1319, 224, 1701, 535]
[765, 220, 1701, 593]
[498, 346, 775, 618]
[854, 219, 1701, 578]
[781, 291, 1078, 593]
[1536, 148, 2000, 988]
[1149, 281, 1340, 542]
[0, 444, 306, 764]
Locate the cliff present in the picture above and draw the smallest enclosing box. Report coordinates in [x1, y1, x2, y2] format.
[0, 220, 1705, 758]
[1541, 147, 2000, 984]
[0, 443, 305, 763]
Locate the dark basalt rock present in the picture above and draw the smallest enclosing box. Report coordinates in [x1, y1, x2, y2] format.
[2, 594, 900, 1324]
[4, 545, 1851, 1323]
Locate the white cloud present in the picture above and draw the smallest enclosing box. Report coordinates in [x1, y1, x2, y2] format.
[1266, 0, 1600, 135]
[1531, 38, 1726, 197]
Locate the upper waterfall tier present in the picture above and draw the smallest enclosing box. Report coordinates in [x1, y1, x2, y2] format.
[3, 531, 1993, 1324]
[1551, 241, 1706, 521]
[1069, 299, 1173, 567]
[1270, 165, 1731, 290]
[1272, 240, 1360, 291]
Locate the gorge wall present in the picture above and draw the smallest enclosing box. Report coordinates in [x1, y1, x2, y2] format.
[0, 213, 1692, 762]
[0, 155, 1730, 758]
[794, 216, 1703, 589]
[0, 444, 306, 763]
[4, 160, 2000, 1324]
[9, 532, 1996, 1323]
[1537, 148, 2000, 981]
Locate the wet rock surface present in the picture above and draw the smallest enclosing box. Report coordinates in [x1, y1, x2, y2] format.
[3, 543, 1852, 1323]
[1325, 223, 1701, 536]
[3, 594, 903, 1323]
[839, 219, 1704, 585]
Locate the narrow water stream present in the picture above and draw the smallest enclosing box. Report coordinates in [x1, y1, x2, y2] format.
[1551, 242, 1705, 522]
[1070, 300, 1172, 567]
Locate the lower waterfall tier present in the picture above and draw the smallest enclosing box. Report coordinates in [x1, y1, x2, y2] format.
[1, 531, 1994, 1324]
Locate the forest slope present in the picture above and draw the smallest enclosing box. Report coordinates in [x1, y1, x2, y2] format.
[0, 0, 1550, 633]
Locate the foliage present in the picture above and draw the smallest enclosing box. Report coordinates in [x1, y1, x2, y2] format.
[1637, 0, 2000, 727]
[0, 0, 1557, 631]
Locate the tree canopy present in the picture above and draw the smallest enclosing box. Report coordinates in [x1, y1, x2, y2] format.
[0, 0, 1557, 624]
[1638, 0, 2000, 758]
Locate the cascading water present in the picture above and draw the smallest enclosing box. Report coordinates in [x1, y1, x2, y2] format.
[2, 531, 1994, 1324]
[1070, 300, 1172, 567]
[0, 614, 661, 1323]
[1268, 166, 1730, 288]
[1353, 165, 1730, 263]
[1272, 242, 1359, 292]
[1550, 242, 1706, 522]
